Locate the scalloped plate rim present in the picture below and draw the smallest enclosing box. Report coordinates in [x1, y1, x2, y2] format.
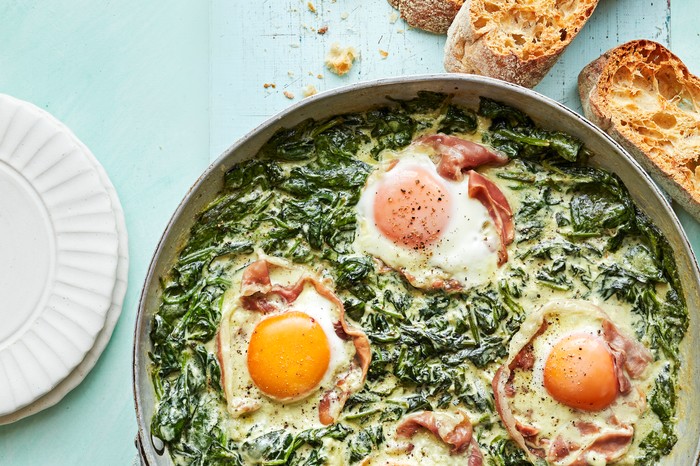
[0, 94, 122, 417]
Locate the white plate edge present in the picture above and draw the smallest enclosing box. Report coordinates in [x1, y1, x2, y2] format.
[0, 98, 129, 424]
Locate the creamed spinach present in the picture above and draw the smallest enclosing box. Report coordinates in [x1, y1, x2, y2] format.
[150, 93, 687, 465]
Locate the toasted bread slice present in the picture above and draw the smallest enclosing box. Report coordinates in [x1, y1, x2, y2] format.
[579, 40, 700, 220]
[388, 0, 464, 34]
[444, 0, 598, 88]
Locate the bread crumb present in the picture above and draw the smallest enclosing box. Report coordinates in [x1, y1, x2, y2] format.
[379, 49, 389, 59]
[263, 83, 277, 89]
[317, 74, 324, 79]
[340, 12, 349, 20]
[318, 25, 328, 35]
[307, 1, 316, 13]
[302, 85, 318, 97]
[396, 29, 404, 34]
[284, 91, 295, 99]
[325, 43, 358, 76]
[389, 12, 399, 24]
[288, 71, 295, 77]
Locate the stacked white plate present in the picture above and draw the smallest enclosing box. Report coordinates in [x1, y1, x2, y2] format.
[0, 94, 128, 424]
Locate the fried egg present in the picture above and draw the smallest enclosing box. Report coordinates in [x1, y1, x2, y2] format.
[217, 257, 368, 437]
[355, 147, 500, 290]
[494, 299, 655, 465]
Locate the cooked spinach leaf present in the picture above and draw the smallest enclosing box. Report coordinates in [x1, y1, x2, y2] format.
[479, 97, 582, 162]
[438, 104, 478, 135]
[349, 426, 384, 463]
[649, 364, 676, 422]
[636, 424, 678, 466]
[365, 108, 416, 158]
[241, 425, 352, 465]
[478, 98, 533, 128]
[488, 437, 534, 466]
[389, 90, 448, 115]
[259, 116, 369, 162]
[570, 190, 631, 233]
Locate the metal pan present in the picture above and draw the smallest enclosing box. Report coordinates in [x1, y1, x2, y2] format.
[133, 75, 700, 465]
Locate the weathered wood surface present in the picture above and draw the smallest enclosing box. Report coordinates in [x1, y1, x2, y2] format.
[211, 0, 680, 156]
[0, 1, 697, 464]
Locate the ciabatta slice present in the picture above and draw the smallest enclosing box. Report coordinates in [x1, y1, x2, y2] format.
[388, 0, 464, 34]
[445, 0, 598, 88]
[579, 40, 700, 220]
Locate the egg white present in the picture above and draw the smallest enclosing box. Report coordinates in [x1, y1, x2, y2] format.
[217, 260, 361, 439]
[355, 148, 500, 290]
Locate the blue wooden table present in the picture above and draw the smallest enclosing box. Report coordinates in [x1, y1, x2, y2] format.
[0, 1, 698, 464]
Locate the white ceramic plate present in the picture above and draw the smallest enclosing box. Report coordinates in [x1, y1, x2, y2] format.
[0, 94, 120, 416]
[0, 123, 129, 425]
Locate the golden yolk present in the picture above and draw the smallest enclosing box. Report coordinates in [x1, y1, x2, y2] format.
[247, 311, 331, 400]
[544, 333, 618, 411]
[373, 165, 451, 249]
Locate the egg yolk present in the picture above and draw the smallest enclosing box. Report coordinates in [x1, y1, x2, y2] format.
[373, 165, 452, 249]
[247, 311, 331, 400]
[543, 333, 618, 411]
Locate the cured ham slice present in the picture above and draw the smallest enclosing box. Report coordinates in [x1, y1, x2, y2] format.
[467, 170, 514, 265]
[396, 410, 483, 464]
[603, 319, 653, 394]
[547, 428, 634, 465]
[414, 134, 509, 181]
[396, 410, 473, 453]
[414, 135, 514, 265]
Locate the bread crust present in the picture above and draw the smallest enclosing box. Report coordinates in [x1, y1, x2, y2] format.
[387, 0, 463, 34]
[445, 0, 598, 88]
[579, 40, 700, 221]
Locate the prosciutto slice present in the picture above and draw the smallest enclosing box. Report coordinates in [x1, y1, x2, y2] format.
[467, 170, 514, 265]
[578, 429, 634, 464]
[414, 134, 509, 181]
[603, 319, 653, 393]
[547, 428, 634, 465]
[218, 257, 371, 425]
[413, 135, 514, 265]
[492, 300, 650, 464]
[396, 410, 483, 464]
[391, 135, 514, 271]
